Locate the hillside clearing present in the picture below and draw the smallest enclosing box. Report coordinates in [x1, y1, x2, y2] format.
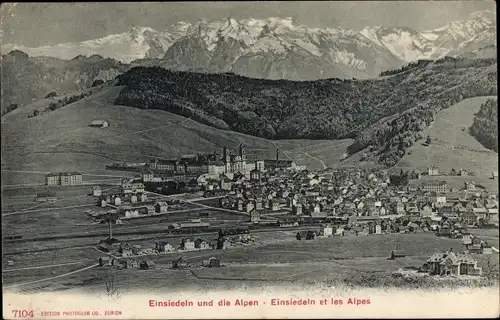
[2, 86, 352, 179]
[394, 96, 498, 190]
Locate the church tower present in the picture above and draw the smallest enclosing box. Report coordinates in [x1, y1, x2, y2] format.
[239, 144, 247, 172]
[223, 145, 231, 173]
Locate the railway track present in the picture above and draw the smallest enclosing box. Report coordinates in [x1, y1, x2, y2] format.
[4, 225, 321, 256]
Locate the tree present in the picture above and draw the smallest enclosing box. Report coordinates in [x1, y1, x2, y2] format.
[296, 232, 302, 241]
[425, 135, 432, 145]
[33, 109, 39, 117]
[45, 92, 57, 98]
[91, 79, 105, 87]
[5, 103, 18, 114]
[48, 102, 58, 111]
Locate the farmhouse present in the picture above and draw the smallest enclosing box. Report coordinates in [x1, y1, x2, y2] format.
[139, 260, 156, 270]
[203, 257, 221, 268]
[390, 250, 406, 260]
[172, 257, 189, 269]
[90, 120, 109, 128]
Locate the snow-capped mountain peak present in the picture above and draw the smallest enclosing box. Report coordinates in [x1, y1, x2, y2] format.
[2, 11, 496, 80]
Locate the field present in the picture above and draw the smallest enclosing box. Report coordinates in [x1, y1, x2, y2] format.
[468, 228, 499, 244]
[1, 185, 117, 213]
[394, 96, 498, 191]
[1, 85, 353, 177]
[7, 230, 497, 294]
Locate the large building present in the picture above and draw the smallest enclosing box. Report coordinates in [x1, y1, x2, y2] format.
[420, 181, 447, 193]
[45, 172, 83, 186]
[143, 144, 300, 182]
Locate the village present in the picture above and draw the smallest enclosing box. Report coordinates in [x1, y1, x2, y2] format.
[4, 143, 499, 288]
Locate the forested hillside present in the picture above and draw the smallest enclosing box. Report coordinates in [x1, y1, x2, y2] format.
[114, 57, 497, 167]
[1, 50, 128, 111]
[470, 98, 498, 152]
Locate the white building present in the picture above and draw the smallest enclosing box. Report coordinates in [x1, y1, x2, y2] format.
[90, 120, 109, 128]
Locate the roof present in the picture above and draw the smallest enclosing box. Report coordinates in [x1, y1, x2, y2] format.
[391, 250, 406, 255]
[423, 181, 447, 186]
[180, 222, 210, 228]
[36, 191, 56, 197]
[46, 171, 82, 177]
[91, 120, 108, 125]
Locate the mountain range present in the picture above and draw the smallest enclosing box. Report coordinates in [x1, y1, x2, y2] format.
[3, 10, 496, 81]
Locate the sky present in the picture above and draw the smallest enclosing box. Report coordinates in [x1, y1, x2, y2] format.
[0, 1, 496, 46]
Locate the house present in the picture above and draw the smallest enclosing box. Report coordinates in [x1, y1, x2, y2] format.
[465, 181, 476, 191]
[305, 231, 317, 240]
[459, 169, 469, 176]
[424, 250, 482, 276]
[250, 209, 260, 223]
[130, 194, 138, 203]
[139, 260, 156, 270]
[322, 224, 333, 237]
[98, 256, 111, 267]
[461, 211, 477, 226]
[125, 259, 140, 269]
[222, 239, 232, 249]
[155, 241, 174, 253]
[428, 166, 439, 176]
[113, 196, 122, 206]
[220, 176, 233, 191]
[420, 204, 433, 217]
[269, 199, 280, 211]
[394, 201, 405, 214]
[181, 239, 195, 251]
[121, 182, 145, 194]
[492, 171, 498, 179]
[335, 227, 345, 236]
[35, 191, 57, 202]
[119, 243, 133, 257]
[154, 201, 168, 214]
[92, 186, 102, 197]
[172, 257, 188, 269]
[379, 206, 387, 216]
[462, 233, 472, 245]
[90, 120, 109, 128]
[481, 242, 493, 254]
[203, 257, 221, 268]
[375, 224, 382, 234]
[390, 250, 406, 260]
[194, 239, 210, 250]
[245, 201, 254, 213]
[466, 237, 483, 254]
[292, 204, 303, 215]
[437, 226, 452, 237]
